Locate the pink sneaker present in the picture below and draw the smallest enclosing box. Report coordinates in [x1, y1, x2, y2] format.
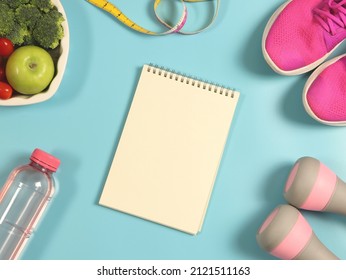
[303, 54, 346, 125]
[263, 0, 346, 75]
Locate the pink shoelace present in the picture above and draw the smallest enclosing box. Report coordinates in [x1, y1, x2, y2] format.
[314, 0, 346, 35]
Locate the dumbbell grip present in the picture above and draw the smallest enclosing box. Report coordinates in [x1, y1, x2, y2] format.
[295, 233, 339, 260]
[324, 179, 346, 215]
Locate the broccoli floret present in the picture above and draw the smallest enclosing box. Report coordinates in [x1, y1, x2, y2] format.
[0, 0, 65, 48]
[29, 0, 53, 13]
[0, 3, 15, 36]
[0, 0, 30, 9]
[32, 12, 64, 49]
[22, 32, 34, 45]
[48, 7, 64, 25]
[15, 4, 42, 30]
[6, 22, 30, 45]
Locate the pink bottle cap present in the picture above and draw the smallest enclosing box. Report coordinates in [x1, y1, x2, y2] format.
[30, 148, 60, 172]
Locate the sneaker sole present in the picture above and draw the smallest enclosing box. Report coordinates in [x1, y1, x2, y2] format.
[262, 0, 344, 76]
[302, 54, 346, 126]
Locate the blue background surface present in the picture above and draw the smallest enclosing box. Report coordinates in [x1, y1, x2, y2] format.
[1, 0, 346, 260]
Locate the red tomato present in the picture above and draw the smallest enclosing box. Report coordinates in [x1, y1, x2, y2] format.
[0, 38, 14, 57]
[0, 81, 13, 100]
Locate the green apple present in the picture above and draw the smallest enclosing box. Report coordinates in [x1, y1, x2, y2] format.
[6, 46, 54, 95]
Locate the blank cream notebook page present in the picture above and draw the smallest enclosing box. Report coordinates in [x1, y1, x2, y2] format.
[99, 64, 240, 235]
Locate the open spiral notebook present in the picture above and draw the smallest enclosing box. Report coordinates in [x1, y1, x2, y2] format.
[99, 64, 240, 235]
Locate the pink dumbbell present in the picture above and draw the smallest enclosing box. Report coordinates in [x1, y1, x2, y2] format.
[284, 156, 346, 214]
[257, 204, 339, 260]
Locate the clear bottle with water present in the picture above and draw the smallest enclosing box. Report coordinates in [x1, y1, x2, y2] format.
[0, 148, 60, 260]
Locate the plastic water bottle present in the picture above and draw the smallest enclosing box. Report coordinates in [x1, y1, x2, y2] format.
[0, 148, 60, 260]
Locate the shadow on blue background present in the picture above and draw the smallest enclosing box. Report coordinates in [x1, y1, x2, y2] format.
[235, 163, 292, 259]
[281, 75, 321, 127]
[241, 8, 277, 77]
[52, 0, 92, 106]
[95, 66, 143, 206]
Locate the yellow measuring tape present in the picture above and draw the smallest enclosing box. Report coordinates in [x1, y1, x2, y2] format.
[87, 0, 220, 35]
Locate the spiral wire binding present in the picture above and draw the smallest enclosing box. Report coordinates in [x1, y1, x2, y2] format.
[147, 64, 235, 98]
